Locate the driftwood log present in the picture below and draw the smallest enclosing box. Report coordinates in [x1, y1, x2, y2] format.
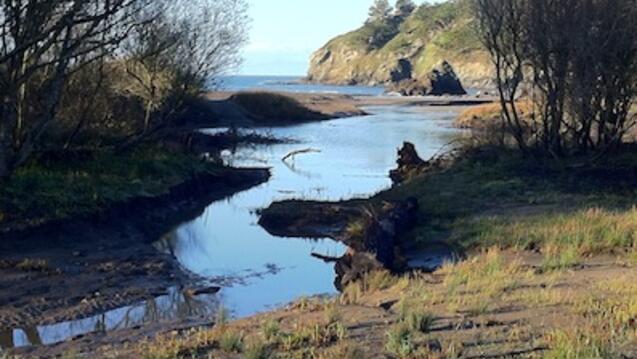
[334, 197, 419, 290]
[282, 148, 321, 162]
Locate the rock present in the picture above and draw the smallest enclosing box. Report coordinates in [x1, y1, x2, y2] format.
[385, 61, 467, 96]
[386, 78, 431, 96]
[389, 58, 413, 83]
[390, 142, 427, 184]
[428, 61, 467, 96]
[306, 1, 494, 87]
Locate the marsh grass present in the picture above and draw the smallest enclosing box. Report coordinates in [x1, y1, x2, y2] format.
[463, 208, 637, 258]
[243, 340, 271, 359]
[385, 323, 415, 358]
[345, 220, 367, 239]
[261, 319, 281, 342]
[317, 342, 365, 359]
[397, 299, 436, 333]
[230, 92, 328, 124]
[378, 146, 637, 261]
[139, 328, 217, 359]
[215, 305, 231, 326]
[541, 246, 580, 272]
[0, 147, 219, 227]
[323, 302, 342, 324]
[544, 330, 615, 359]
[440, 248, 523, 295]
[218, 329, 244, 353]
[15, 258, 50, 272]
[340, 270, 409, 305]
[455, 101, 533, 130]
[279, 322, 348, 352]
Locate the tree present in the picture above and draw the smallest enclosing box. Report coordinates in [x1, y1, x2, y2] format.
[395, 0, 416, 17]
[0, 0, 249, 177]
[117, 0, 249, 143]
[368, 0, 393, 23]
[0, 0, 145, 178]
[473, 0, 528, 153]
[473, 0, 637, 157]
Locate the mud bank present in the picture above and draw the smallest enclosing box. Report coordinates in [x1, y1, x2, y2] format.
[0, 167, 269, 353]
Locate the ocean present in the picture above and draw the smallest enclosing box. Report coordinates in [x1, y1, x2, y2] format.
[216, 75, 386, 96]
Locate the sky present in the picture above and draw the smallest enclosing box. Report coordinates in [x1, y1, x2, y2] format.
[240, 0, 445, 76]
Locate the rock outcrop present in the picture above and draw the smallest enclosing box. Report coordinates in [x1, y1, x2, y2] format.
[387, 61, 467, 96]
[427, 61, 467, 95]
[307, 0, 493, 87]
[387, 78, 430, 96]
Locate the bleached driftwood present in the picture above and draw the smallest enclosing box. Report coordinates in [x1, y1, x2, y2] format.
[282, 148, 321, 162]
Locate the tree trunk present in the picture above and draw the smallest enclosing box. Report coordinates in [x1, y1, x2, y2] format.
[0, 150, 10, 179]
[0, 114, 16, 179]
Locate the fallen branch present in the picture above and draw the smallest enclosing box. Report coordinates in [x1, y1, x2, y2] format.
[282, 148, 321, 162]
[311, 252, 342, 263]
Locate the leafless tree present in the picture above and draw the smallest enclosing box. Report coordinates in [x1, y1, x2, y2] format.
[0, 0, 249, 177]
[473, 0, 528, 153]
[0, 0, 144, 178]
[116, 0, 249, 142]
[473, 0, 637, 158]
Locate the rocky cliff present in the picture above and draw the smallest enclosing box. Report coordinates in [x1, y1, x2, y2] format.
[307, 0, 492, 88]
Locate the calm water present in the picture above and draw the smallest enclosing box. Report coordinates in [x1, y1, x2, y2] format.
[1, 79, 465, 349]
[157, 104, 463, 317]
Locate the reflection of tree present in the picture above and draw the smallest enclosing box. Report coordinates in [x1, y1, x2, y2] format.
[96, 289, 220, 331]
[282, 159, 320, 179]
[93, 315, 106, 334]
[23, 327, 42, 347]
[0, 329, 13, 349]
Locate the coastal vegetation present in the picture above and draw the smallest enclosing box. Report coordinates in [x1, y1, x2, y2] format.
[242, 0, 637, 357]
[0, 148, 221, 230]
[5, 0, 637, 357]
[307, 0, 491, 86]
[0, 0, 251, 228]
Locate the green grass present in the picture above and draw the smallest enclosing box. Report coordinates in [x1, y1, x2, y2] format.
[218, 330, 244, 353]
[375, 147, 637, 256]
[385, 323, 415, 358]
[243, 340, 271, 359]
[261, 319, 281, 342]
[0, 147, 220, 228]
[545, 330, 616, 359]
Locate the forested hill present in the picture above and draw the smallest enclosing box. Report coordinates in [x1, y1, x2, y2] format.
[307, 0, 492, 87]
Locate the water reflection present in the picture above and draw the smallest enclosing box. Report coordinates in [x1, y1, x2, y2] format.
[0, 104, 466, 349]
[166, 105, 466, 318]
[0, 287, 220, 349]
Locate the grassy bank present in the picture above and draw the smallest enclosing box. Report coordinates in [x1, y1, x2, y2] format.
[119, 250, 637, 358]
[74, 146, 637, 359]
[0, 147, 223, 231]
[377, 147, 637, 257]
